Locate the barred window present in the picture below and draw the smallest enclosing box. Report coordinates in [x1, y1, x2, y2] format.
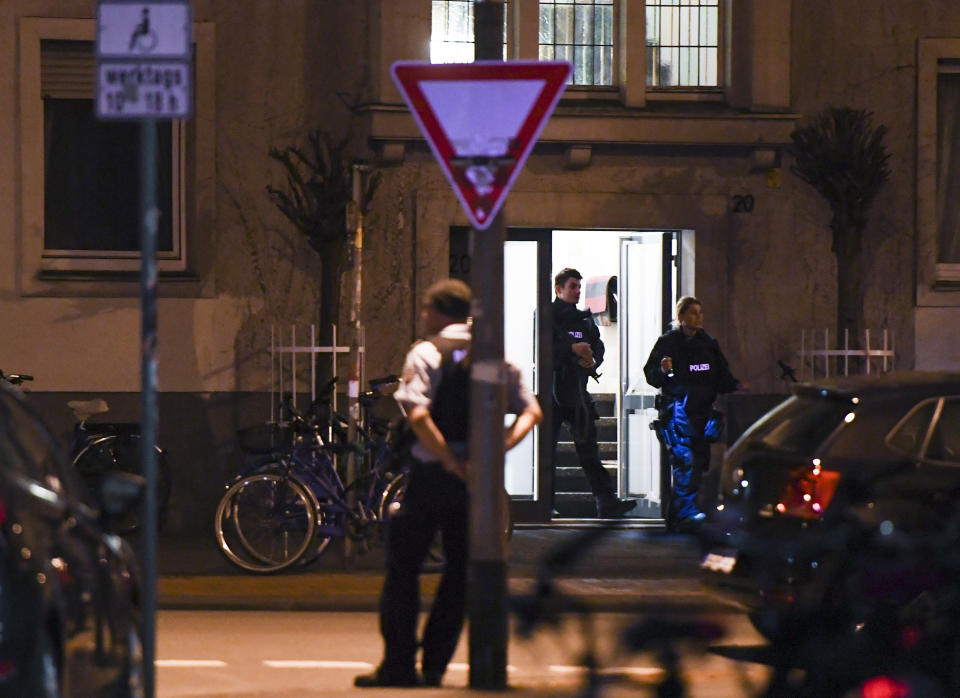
[646, 0, 720, 88]
[431, 1, 508, 63]
[539, 0, 614, 86]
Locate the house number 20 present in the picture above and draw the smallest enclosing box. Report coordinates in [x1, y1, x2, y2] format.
[732, 194, 755, 213]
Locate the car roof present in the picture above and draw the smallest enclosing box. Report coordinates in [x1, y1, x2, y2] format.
[792, 370, 960, 402]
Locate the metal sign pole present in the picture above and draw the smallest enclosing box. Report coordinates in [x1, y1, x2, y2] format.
[95, 5, 193, 696]
[139, 118, 159, 698]
[468, 0, 508, 689]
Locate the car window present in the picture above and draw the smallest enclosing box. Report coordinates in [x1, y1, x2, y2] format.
[754, 397, 851, 454]
[924, 398, 960, 464]
[886, 398, 938, 459]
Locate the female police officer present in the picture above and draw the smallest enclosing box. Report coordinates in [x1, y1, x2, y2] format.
[643, 296, 743, 532]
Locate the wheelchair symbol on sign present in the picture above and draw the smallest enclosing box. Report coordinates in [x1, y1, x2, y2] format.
[128, 7, 158, 52]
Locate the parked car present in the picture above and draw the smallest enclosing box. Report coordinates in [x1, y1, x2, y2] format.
[0, 379, 144, 697]
[701, 371, 960, 645]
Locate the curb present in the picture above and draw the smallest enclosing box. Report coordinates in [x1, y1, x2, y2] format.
[157, 574, 739, 614]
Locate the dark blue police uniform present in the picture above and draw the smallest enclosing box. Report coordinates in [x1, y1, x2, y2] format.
[643, 328, 739, 525]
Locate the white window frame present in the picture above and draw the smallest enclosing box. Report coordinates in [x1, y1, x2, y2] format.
[917, 38, 960, 303]
[18, 17, 215, 295]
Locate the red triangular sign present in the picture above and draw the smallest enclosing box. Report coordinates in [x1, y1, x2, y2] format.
[391, 61, 571, 230]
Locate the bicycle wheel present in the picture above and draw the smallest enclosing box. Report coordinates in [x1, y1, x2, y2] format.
[214, 472, 316, 573]
[73, 433, 172, 535]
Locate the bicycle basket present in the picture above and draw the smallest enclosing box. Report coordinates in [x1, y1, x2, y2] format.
[236, 423, 294, 455]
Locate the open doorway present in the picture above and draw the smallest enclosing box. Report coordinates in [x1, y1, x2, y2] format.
[450, 226, 688, 522]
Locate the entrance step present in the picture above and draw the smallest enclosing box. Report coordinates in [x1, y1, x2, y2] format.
[553, 492, 601, 518]
[552, 392, 646, 520]
[592, 393, 615, 418]
[557, 416, 616, 443]
[553, 492, 661, 519]
[555, 463, 618, 493]
[555, 441, 617, 467]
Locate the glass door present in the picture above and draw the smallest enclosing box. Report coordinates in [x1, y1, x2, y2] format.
[451, 226, 555, 522]
[619, 233, 676, 518]
[504, 228, 554, 521]
[504, 240, 538, 498]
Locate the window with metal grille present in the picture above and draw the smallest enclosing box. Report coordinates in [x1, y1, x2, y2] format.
[646, 0, 720, 88]
[431, 0, 508, 63]
[538, 0, 614, 86]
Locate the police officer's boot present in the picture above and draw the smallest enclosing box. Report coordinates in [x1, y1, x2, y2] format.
[596, 495, 637, 519]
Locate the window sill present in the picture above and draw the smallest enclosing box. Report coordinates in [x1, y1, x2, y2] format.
[646, 89, 725, 102]
[363, 100, 799, 149]
[936, 263, 960, 282]
[23, 270, 214, 298]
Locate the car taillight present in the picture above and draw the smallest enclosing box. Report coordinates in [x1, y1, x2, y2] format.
[774, 465, 840, 519]
[859, 675, 912, 698]
[0, 659, 16, 682]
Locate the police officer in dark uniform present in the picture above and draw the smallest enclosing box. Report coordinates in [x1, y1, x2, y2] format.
[644, 296, 743, 532]
[552, 268, 636, 519]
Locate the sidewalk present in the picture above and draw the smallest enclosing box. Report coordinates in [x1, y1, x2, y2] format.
[154, 525, 739, 613]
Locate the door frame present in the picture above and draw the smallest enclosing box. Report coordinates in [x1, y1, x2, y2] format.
[450, 226, 555, 523]
[449, 226, 691, 524]
[505, 227, 555, 523]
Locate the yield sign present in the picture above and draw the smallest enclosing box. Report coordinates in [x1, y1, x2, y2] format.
[391, 61, 571, 230]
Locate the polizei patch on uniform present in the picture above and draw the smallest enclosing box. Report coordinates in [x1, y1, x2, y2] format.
[689, 363, 711, 372]
[567, 330, 584, 339]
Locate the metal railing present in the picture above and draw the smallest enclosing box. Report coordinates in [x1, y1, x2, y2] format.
[799, 328, 895, 380]
[270, 324, 365, 422]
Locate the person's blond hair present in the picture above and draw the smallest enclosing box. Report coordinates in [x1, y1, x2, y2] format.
[671, 296, 701, 329]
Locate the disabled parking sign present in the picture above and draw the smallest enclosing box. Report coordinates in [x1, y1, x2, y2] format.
[96, 1, 193, 120]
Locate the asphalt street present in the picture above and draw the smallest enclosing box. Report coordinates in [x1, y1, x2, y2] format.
[155, 609, 771, 697]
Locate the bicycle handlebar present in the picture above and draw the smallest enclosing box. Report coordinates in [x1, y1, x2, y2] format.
[0, 370, 34, 386]
[369, 374, 399, 390]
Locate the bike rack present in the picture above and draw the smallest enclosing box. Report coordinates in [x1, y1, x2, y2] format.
[270, 324, 366, 423]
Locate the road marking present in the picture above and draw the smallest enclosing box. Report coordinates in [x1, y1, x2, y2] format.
[156, 660, 228, 668]
[156, 658, 529, 673]
[446, 662, 516, 673]
[264, 660, 375, 669]
[599, 667, 663, 677]
[549, 665, 662, 677]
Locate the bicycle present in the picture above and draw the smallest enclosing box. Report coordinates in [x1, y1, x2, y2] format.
[0, 369, 171, 535]
[214, 376, 409, 573]
[68, 397, 172, 535]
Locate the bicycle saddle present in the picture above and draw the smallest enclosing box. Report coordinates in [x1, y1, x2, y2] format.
[68, 399, 110, 421]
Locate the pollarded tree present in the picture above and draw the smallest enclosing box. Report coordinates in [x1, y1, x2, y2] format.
[266, 130, 380, 335]
[790, 106, 891, 342]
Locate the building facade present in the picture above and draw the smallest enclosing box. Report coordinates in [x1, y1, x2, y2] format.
[0, 0, 956, 529]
